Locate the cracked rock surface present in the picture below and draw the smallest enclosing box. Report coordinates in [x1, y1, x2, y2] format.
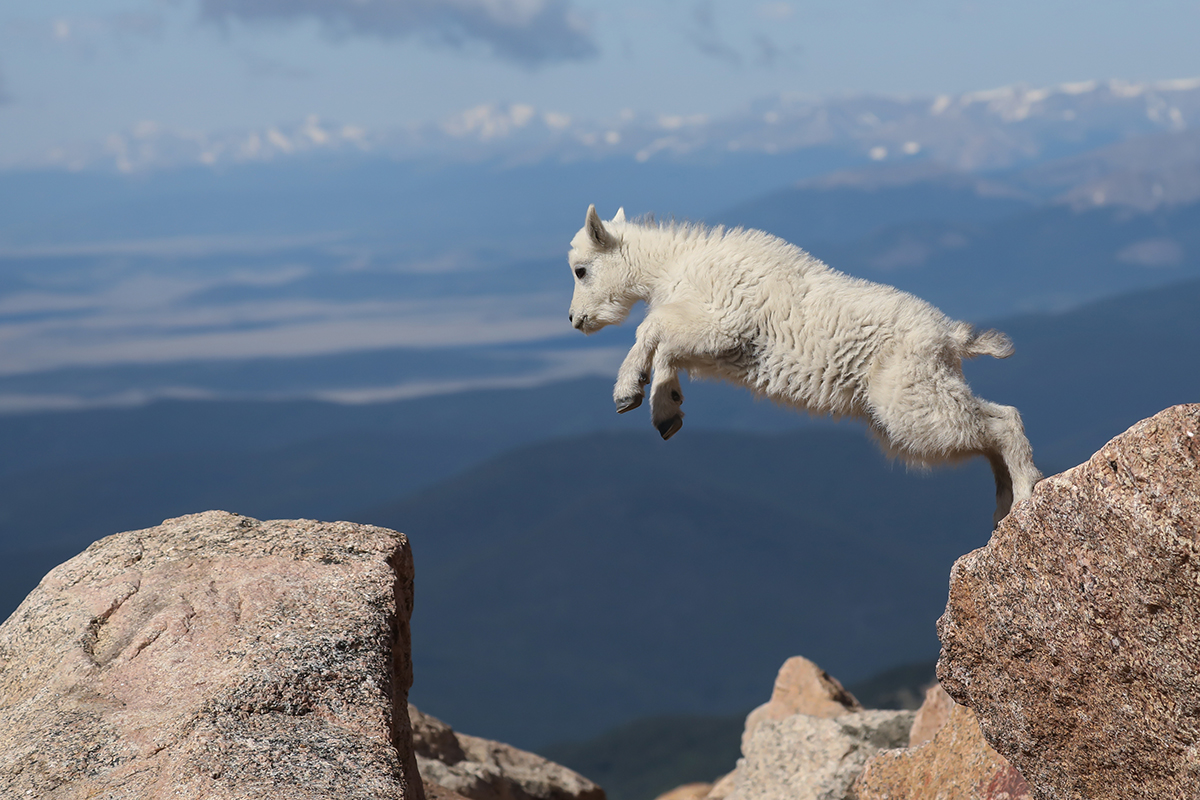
[938, 404, 1200, 800]
[0, 510, 421, 800]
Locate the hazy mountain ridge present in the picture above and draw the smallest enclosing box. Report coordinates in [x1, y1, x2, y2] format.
[17, 77, 1200, 174]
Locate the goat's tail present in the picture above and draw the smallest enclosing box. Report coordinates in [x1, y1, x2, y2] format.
[953, 323, 1014, 359]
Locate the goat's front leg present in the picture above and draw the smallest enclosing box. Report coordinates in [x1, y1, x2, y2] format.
[613, 314, 669, 413]
[614, 339, 653, 414]
[614, 303, 706, 437]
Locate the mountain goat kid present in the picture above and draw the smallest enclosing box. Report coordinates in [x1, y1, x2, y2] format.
[567, 205, 1041, 524]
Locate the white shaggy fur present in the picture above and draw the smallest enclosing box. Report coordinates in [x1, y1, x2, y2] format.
[567, 205, 1042, 524]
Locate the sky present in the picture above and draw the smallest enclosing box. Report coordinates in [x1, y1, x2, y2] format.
[2, 0, 1200, 166]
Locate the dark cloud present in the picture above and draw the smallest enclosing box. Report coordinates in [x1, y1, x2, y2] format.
[689, 0, 742, 66]
[199, 0, 598, 67]
[752, 32, 801, 68]
[754, 33, 778, 67]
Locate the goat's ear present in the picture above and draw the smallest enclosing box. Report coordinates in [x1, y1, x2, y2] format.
[585, 204, 616, 249]
[612, 207, 626, 223]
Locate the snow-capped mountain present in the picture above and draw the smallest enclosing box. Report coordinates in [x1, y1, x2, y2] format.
[20, 77, 1200, 175]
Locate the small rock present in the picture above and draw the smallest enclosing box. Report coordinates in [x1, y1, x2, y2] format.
[907, 684, 955, 748]
[938, 404, 1200, 800]
[855, 702, 1032, 800]
[412, 703, 469, 764]
[728, 709, 913, 800]
[741, 655, 862, 751]
[410, 705, 604, 800]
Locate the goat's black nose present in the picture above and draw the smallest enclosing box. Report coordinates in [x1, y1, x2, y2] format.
[568, 312, 574, 323]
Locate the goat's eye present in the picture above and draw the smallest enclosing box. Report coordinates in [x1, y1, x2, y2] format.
[574, 267, 587, 280]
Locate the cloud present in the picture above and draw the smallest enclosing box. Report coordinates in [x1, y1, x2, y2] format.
[752, 32, 802, 68]
[0, 288, 571, 375]
[199, 0, 598, 67]
[688, 0, 742, 66]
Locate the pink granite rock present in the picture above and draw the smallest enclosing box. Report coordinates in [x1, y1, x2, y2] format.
[729, 708, 913, 800]
[708, 656, 895, 800]
[855, 697, 1032, 800]
[907, 683, 955, 748]
[410, 704, 604, 800]
[938, 404, 1200, 800]
[0, 511, 421, 800]
[741, 656, 861, 751]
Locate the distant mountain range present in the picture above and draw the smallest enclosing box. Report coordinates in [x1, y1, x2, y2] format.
[16, 77, 1200, 175]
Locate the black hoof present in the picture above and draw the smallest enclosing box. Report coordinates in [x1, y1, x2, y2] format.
[656, 416, 683, 440]
[616, 396, 642, 414]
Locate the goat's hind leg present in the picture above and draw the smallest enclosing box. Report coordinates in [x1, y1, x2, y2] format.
[985, 451, 1015, 528]
[982, 401, 1042, 525]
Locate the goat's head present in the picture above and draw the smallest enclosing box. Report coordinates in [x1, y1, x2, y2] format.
[568, 205, 634, 334]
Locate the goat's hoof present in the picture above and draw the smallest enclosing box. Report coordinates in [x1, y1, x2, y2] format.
[656, 416, 683, 440]
[616, 396, 642, 414]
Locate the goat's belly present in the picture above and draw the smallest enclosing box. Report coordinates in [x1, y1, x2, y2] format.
[747, 353, 866, 418]
[688, 358, 751, 388]
[683, 342, 867, 419]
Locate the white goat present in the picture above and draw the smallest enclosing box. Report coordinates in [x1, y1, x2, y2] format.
[567, 205, 1041, 524]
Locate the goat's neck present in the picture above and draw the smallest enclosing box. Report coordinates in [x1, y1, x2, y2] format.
[618, 224, 707, 304]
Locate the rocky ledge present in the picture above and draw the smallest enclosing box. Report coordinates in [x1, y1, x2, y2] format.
[0, 512, 423, 799]
[939, 404, 1200, 799]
